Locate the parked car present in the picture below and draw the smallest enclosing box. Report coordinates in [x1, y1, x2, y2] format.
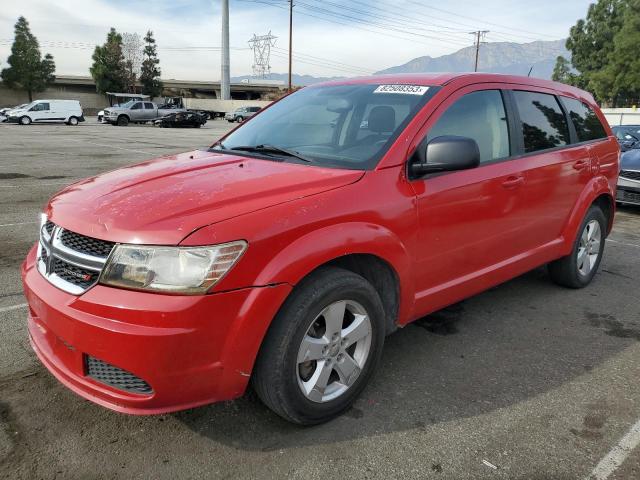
[617, 148, 640, 206]
[611, 125, 640, 151]
[98, 93, 152, 123]
[154, 111, 207, 128]
[0, 103, 29, 122]
[224, 106, 261, 123]
[22, 73, 619, 425]
[103, 100, 186, 126]
[6, 100, 84, 125]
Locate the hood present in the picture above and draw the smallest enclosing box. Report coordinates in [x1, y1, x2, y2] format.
[47, 149, 364, 244]
[621, 149, 640, 170]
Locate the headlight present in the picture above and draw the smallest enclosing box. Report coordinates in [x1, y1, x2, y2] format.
[100, 241, 247, 294]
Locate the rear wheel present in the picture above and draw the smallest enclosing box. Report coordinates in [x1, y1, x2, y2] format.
[117, 115, 129, 127]
[237, 116, 244, 123]
[252, 266, 385, 425]
[549, 205, 607, 288]
[19, 116, 31, 125]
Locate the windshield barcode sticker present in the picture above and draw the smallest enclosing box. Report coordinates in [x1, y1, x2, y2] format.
[373, 85, 429, 95]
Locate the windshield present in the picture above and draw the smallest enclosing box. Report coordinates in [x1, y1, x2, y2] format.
[117, 100, 136, 108]
[215, 83, 435, 169]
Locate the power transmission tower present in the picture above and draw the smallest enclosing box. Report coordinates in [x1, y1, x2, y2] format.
[248, 31, 277, 78]
[469, 30, 489, 72]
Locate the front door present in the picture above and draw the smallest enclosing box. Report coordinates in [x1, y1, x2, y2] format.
[410, 87, 529, 315]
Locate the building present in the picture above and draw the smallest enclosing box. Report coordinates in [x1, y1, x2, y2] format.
[0, 75, 285, 114]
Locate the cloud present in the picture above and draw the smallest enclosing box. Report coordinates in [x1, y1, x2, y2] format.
[0, 0, 583, 80]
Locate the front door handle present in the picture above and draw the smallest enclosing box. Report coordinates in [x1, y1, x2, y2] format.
[573, 159, 589, 170]
[502, 175, 524, 189]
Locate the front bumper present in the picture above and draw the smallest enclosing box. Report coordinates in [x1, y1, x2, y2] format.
[22, 245, 291, 414]
[617, 176, 640, 206]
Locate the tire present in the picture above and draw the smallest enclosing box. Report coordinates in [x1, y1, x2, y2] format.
[252, 266, 385, 425]
[19, 116, 31, 125]
[549, 205, 607, 288]
[116, 115, 129, 127]
[237, 116, 244, 123]
[67, 116, 79, 126]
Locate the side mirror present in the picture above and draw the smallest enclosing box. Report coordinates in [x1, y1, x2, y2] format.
[410, 135, 480, 177]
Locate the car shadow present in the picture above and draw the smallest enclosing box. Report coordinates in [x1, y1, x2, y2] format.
[174, 264, 638, 451]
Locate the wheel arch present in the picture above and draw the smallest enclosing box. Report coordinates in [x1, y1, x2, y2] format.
[561, 175, 615, 253]
[250, 222, 414, 329]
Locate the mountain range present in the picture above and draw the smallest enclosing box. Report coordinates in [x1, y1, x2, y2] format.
[243, 39, 569, 86]
[375, 39, 569, 79]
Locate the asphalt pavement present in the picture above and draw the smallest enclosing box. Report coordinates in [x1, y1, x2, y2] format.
[0, 118, 639, 479]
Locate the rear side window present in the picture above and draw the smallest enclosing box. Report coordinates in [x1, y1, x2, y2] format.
[427, 90, 510, 164]
[561, 97, 607, 142]
[513, 91, 570, 153]
[144, 102, 155, 109]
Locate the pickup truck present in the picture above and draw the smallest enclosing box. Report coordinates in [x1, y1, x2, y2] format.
[103, 100, 185, 126]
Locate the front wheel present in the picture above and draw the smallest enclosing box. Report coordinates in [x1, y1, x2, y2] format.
[67, 116, 79, 126]
[252, 266, 385, 425]
[116, 115, 129, 127]
[549, 205, 607, 288]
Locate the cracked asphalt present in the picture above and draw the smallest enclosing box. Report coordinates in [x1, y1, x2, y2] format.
[0, 119, 639, 479]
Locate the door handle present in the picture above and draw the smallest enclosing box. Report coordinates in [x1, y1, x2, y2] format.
[502, 175, 524, 189]
[573, 159, 589, 170]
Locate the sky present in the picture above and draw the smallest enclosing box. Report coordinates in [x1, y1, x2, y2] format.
[0, 0, 592, 81]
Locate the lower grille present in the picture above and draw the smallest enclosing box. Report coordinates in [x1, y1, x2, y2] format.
[617, 189, 640, 204]
[85, 356, 153, 395]
[620, 170, 640, 181]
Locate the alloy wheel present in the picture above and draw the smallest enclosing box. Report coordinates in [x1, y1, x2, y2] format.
[577, 219, 601, 276]
[297, 300, 372, 403]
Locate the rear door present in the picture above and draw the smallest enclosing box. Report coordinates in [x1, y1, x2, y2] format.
[505, 88, 592, 252]
[144, 102, 156, 120]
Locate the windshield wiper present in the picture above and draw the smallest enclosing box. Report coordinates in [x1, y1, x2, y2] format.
[227, 144, 313, 163]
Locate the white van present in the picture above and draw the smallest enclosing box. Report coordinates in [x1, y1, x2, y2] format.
[7, 100, 84, 126]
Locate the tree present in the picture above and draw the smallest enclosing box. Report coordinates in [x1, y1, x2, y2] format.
[122, 32, 143, 93]
[1, 16, 56, 102]
[554, 0, 639, 106]
[551, 56, 572, 83]
[592, 0, 640, 106]
[90, 28, 128, 94]
[140, 31, 163, 98]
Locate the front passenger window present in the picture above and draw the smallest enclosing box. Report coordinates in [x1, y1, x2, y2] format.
[427, 90, 510, 163]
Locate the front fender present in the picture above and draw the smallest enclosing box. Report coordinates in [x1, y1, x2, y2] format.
[561, 174, 614, 254]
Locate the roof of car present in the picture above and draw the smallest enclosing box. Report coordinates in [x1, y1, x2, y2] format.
[315, 72, 593, 102]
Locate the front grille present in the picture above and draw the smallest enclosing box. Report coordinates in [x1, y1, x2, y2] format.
[53, 259, 98, 289]
[44, 220, 55, 237]
[37, 221, 114, 295]
[85, 356, 153, 395]
[620, 170, 640, 181]
[60, 229, 114, 258]
[617, 189, 640, 205]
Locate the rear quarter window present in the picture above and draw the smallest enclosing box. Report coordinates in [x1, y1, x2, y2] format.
[513, 91, 570, 153]
[561, 97, 608, 142]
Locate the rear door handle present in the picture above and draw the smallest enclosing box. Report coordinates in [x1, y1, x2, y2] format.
[502, 175, 524, 189]
[573, 159, 589, 170]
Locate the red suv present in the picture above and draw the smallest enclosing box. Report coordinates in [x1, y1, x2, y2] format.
[22, 74, 619, 424]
